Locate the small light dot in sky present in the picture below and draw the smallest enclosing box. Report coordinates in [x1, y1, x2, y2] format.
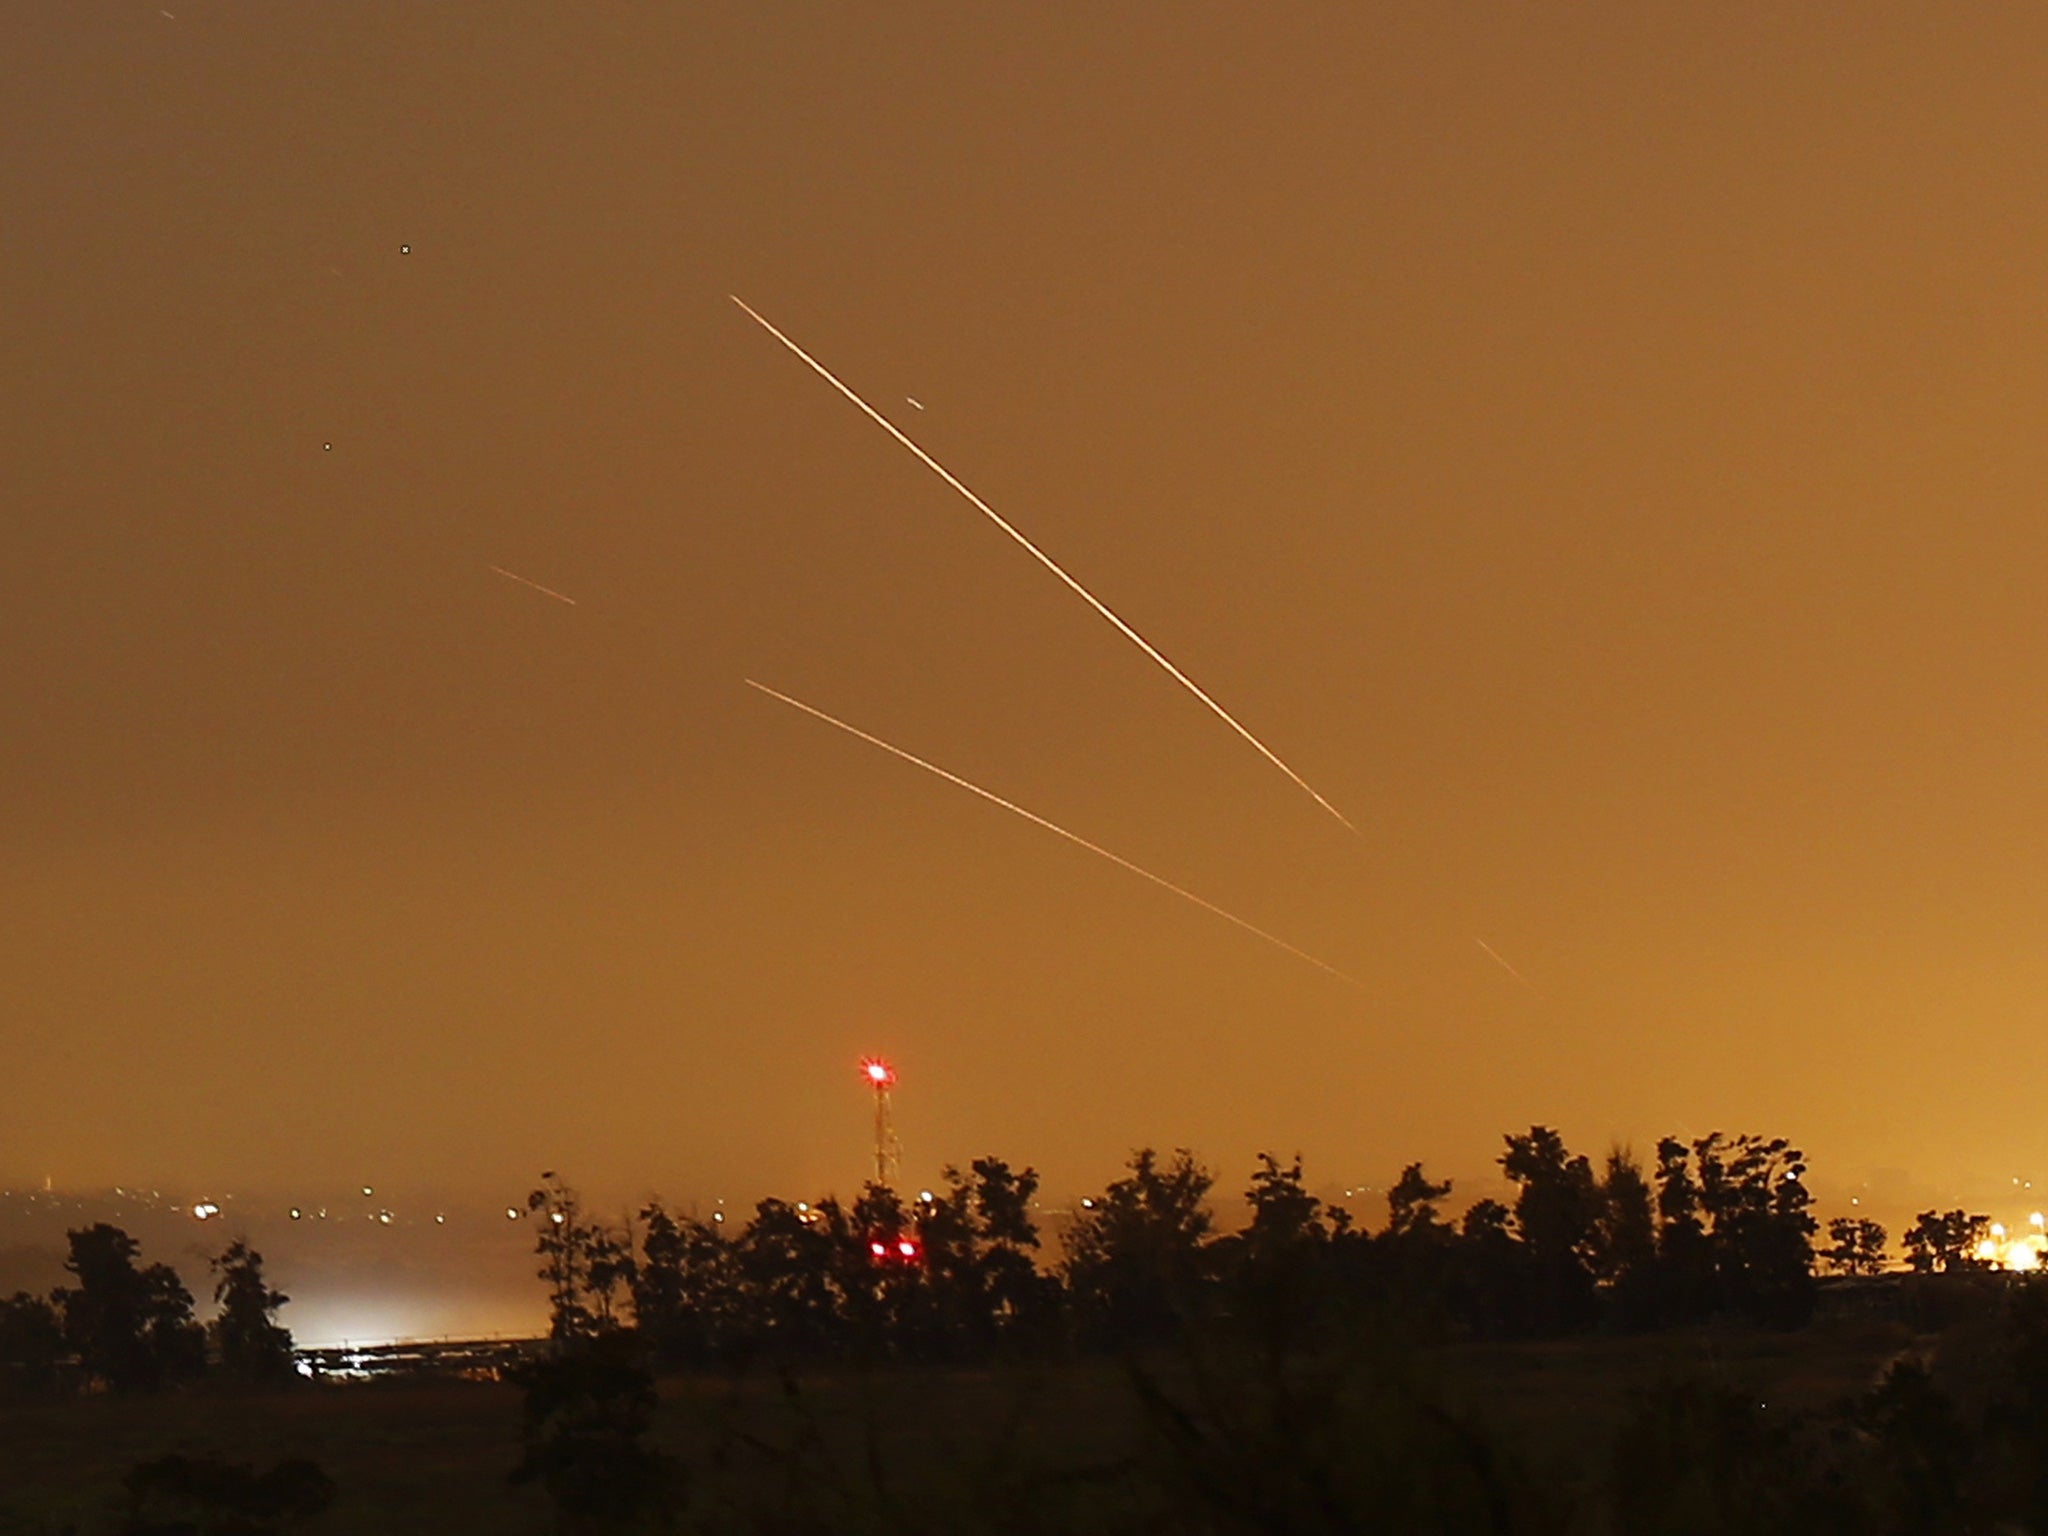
[400, 244, 410, 254]
[323, 443, 332, 451]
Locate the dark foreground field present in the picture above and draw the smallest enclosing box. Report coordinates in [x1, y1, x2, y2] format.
[1, 1315, 1966, 1535]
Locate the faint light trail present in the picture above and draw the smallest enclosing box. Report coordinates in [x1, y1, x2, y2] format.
[488, 565, 578, 605]
[747, 679, 1365, 990]
[731, 297, 1356, 834]
[1475, 938, 1541, 996]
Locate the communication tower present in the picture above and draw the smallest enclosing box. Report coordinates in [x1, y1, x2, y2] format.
[860, 1056, 901, 1187]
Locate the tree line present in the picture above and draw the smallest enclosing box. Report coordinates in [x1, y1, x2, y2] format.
[0, 1123, 2010, 1395]
[522, 1125, 2001, 1365]
[0, 1225, 293, 1393]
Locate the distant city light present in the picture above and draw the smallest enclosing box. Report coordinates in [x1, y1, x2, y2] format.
[897, 1239, 916, 1258]
[289, 1208, 302, 1220]
[918, 1190, 934, 1204]
[869, 1241, 886, 1257]
[362, 1187, 373, 1197]
[1974, 1224, 2048, 1271]
[505, 1207, 519, 1220]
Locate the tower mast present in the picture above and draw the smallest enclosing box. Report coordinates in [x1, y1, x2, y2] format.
[860, 1057, 901, 1187]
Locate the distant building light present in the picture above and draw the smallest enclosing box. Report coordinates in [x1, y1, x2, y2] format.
[289, 1208, 302, 1220]
[362, 1187, 373, 1197]
[505, 1208, 520, 1220]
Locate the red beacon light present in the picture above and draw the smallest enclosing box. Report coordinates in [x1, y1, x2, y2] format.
[859, 1056, 896, 1089]
[897, 1239, 918, 1259]
[869, 1240, 887, 1258]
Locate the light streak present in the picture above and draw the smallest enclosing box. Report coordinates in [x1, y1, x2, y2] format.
[1475, 938, 1541, 995]
[731, 297, 1355, 833]
[747, 679, 1364, 989]
[488, 565, 578, 605]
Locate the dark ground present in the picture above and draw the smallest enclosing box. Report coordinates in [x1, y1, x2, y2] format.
[0, 1314, 1945, 1535]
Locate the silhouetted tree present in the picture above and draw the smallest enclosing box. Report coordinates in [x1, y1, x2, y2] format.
[962, 1156, 1058, 1342]
[1501, 1127, 1602, 1332]
[0, 1291, 63, 1393]
[1450, 1197, 1533, 1337]
[1598, 1148, 1660, 1328]
[840, 1182, 930, 1350]
[1653, 1135, 1715, 1322]
[732, 1196, 842, 1356]
[209, 1240, 295, 1385]
[1212, 1154, 1338, 1352]
[527, 1172, 633, 1342]
[1693, 1133, 1817, 1326]
[902, 1156, 1057, 1356]
[1903, 1209, 1989, 1274]
[1064, 1148, 1214, 1345]
[1383, 1162, 1455, 1243]
[633, 1200, 738, 1365]
[1821, 1216, 1889, 1277]
[53, 1224, 204, 1392]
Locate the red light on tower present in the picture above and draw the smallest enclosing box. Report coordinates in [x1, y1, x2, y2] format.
[859, 1056, 895, 1089]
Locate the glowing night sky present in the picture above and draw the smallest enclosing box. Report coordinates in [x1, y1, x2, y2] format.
[9, 6, 2048, 1228]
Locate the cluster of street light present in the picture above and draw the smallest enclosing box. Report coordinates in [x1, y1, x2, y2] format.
[1974, 1211, 2048, 1271]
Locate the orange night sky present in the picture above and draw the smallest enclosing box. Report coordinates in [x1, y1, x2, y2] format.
[7, 5, 2048, 1231]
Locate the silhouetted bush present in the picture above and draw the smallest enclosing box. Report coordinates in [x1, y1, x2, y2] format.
[120, 1453, 332, 1536]
[510, 1333, 682, 1529]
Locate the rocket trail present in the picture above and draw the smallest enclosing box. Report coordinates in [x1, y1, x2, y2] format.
[488, 565, 578, 605]
[747, 679, 1365, 990]
[731, 297, 1356, 834]
[1475, 938, 1541, 996]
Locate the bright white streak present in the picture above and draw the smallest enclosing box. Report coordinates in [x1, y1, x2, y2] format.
[747, 679, 1364, 990]
[731, 297, 1356, 833]
[1475, 938, 1541, 996]
[488, 565, 578, 605]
